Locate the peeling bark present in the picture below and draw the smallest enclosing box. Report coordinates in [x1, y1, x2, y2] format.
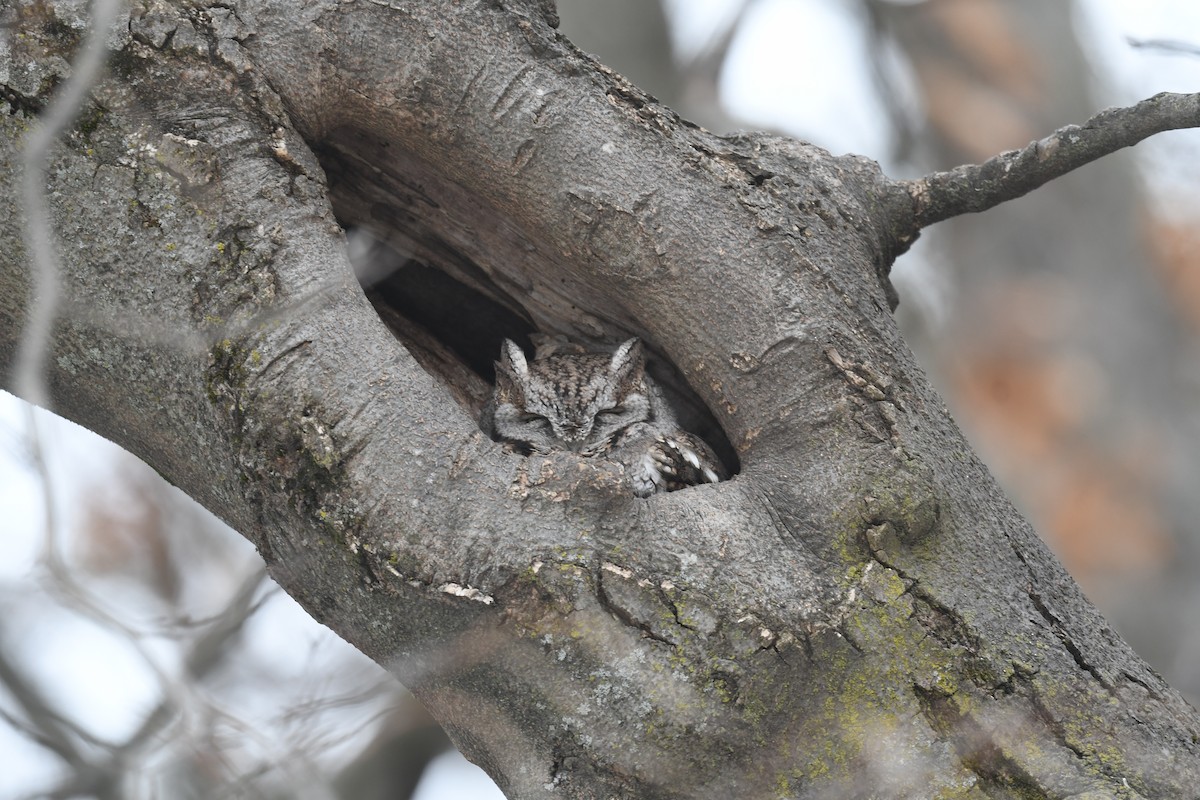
[1, 1, 1198, 797]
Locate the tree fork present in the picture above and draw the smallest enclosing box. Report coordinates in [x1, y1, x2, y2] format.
[1, 1, 1198, 797]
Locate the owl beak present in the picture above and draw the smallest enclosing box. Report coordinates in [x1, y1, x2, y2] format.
[559, 422, 591, 450]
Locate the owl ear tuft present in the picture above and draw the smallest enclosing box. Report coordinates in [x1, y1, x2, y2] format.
[495, 339, 530, 403]
[499, 339, 529, 377]
[610, 338, 645, 384]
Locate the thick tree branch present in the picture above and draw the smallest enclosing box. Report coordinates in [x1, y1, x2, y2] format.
[901, 91, 1200, 230]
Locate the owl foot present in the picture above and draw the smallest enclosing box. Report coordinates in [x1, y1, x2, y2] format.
[630, 436, 721, 497]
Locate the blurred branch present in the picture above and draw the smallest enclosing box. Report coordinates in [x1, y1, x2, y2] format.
[1127, 37, 1200, 57]
[11, 0, 343, 402]
[0, 640, 126, 800]
[24, 409, 176, 682]
[15, 0, 124, 409]
[861, 0, 918, 164]
[0, 646, 92, 772]
[333, 692, 449, 800]
[0, 567, 271, 799]
[900, 91, 1200, 229]
[121, 568, 270, 755]
[10, 398, 378, 798]
[677, 0, 751, 76]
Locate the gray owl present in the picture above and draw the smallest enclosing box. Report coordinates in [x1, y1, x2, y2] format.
[487, 338, 724, 497]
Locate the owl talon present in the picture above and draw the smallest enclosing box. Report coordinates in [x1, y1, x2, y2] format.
[631, 452, 666, 497]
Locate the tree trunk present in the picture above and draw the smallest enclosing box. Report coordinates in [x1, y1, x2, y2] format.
[1, 1, 1197, 797]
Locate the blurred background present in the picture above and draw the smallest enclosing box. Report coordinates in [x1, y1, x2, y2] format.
[3, 0, 1199, 797]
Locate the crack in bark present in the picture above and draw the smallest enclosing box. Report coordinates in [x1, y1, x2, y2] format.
[595, 571, 678, 648]
[1028, 588, 1113, 692]
[1025, 682, 1093, 764]
[1120, 669, 1163, 702]
[662, 593, 697, 633]
[1, 85, 46, 116]
[1023, 675, 1155, 797]
[798, 630, 814, 663]
[864, 529, 979, 654]
[355, 543, 381, 586]
[834, 622, 864, 655]
[1006, 525, 1116, 693]
[912, 683, 1050, 797]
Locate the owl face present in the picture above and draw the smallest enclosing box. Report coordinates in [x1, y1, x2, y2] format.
[491, 339, 652, 456]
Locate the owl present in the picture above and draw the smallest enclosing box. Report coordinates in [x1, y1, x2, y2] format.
[486, 338, 724, 497]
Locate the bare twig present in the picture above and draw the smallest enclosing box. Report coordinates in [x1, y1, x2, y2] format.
[900, 91, 1200, 230]
[1127, 37, 1200, 58]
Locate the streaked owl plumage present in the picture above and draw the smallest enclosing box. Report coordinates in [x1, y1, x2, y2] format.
[488, 338, 723, 497]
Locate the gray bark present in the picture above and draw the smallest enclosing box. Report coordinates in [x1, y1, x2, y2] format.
[1, 1, 1197, 797]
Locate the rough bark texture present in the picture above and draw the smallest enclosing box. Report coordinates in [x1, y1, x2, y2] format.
[1, 1, 1197, 798]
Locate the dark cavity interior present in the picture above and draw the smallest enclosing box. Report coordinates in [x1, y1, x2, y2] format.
[317, 133, 738, 475]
